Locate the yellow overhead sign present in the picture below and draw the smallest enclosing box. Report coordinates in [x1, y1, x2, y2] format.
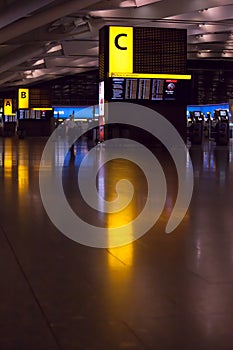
[4, 99, 13, 115]
[18, 88, 29, 109]
[110, 72, 192, 80]
[31, 108, 53, 111]
[109, 26, 133, 76]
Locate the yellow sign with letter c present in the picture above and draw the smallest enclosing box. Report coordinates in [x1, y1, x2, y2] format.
[109, 26, 133, 76]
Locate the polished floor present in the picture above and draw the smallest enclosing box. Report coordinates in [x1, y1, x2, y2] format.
[1, 136, 233, 349]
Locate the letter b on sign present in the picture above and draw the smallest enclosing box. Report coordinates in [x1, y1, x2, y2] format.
[18, 88, 29, 109]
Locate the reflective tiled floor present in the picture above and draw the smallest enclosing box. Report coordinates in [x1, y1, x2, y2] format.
[1, 136, 233, 349]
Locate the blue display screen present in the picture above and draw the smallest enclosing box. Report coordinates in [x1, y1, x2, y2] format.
[53, 106, 94, 119]
[187, 103, 230, 118]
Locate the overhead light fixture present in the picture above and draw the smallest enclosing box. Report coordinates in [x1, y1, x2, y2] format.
[198, 8, 208, 13]
[27, 69, 45, 78]
[120, 0, 136, 7]
[74, 18, 87, 27]
[47, 44, 62, 53]
[24, 70, 33, 75]
[33, 58, 45, 66]
[24, 70, 34, 78]
[135, 0, 161, 6]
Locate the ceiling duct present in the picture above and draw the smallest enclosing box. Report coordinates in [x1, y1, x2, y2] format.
[0, 44, 49, 74]
[0, 0, 57, 29]
[74, 18, 88, 27]
[0, 0, 100, 44]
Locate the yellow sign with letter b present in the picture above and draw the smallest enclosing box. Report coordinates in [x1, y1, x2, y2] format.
[18, 88, 29, 109]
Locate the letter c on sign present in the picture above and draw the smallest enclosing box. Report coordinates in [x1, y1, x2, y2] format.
[115, 34, 127, 50]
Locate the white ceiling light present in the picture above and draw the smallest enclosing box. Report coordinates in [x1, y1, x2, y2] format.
[33, 58, 45, 66]
[24, 70, 33, 77]
[25, 69, 46, 78]
[120, 0, 136, 7]
[73, 18, 87, 27]
[47, 44, 62, 53]
[135, 0, 161, 7]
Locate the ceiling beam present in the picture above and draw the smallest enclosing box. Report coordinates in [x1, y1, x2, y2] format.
[0, 0, 100, 44]
[0, 44, 48, 74]
[189, 32, 232, 44]
[0, 0, 57, 29]
[87, 0, 233, 20]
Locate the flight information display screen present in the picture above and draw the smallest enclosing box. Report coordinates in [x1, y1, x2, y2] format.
[53, 106, 95, 119]
[109, 77, 184, 102]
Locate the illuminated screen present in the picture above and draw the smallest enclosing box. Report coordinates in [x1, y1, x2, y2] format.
[194, 111, 201, 117]
[95, 105, 99, 117]
[220, 110, 227, 116]
[109, 77, 184, 101]
[53, 106, 94, 119]
[187, 103, 230, 118]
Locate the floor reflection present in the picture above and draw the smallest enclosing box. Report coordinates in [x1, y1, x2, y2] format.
[1, 136, 233, 348]
[0, 138, 42, 198]
[106, 161, 135, 267]
[3, 138, 13, 180]
[18, 141, 29, 194]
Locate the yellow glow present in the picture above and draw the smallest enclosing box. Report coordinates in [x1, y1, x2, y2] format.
[18, 160, 28, 193]
[111, 72, 192, 80]
[18, 88, 29, 109]
[109, 26, 133, 76]
[107, 208, 134, 267]
[31, 108, 53, 111]
[97, 160, 135, 268]
[18, 164, 29, 193]
[4, 99, 13, 115]
[15, 142, 30, 194]
[18, 145, 29, 194]
[4, 139, 13, 179]
[108, 243, 133, 268]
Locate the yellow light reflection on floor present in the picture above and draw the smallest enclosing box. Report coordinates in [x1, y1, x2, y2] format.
[18, 164, 29, 194]
[97, 159, 141, 269]
[4, 139, 13, 179]
[107, 204, 134, 268]
[108, 243, 133, 268]
[18, 143, 29, 194]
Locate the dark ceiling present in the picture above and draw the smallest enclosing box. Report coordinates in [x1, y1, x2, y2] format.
[0, 0, 232, 89]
